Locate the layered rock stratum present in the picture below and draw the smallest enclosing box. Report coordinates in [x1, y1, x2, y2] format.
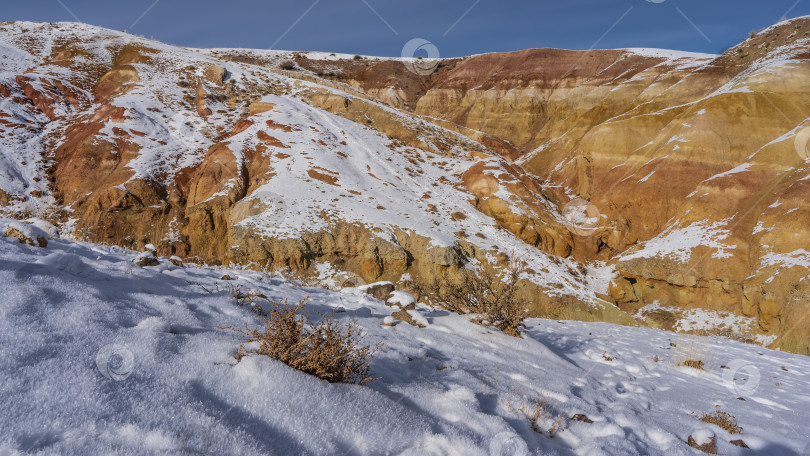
[2, 19, 810, 354]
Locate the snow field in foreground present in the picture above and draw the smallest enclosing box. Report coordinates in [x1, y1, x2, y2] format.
[0, 229, 808, 455]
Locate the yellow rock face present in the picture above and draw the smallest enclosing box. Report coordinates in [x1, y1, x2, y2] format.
[311, 19, 810, 354]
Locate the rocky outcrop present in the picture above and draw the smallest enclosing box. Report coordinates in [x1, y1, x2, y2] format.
[4, 222, 48, 248]
[210, 19, 810, 354]
[687, 433, 717, 455]
[461, 161, 572, 257]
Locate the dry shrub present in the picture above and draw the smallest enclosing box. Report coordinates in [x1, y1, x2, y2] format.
[228, 299, 384, 385]
[697, 409, 743, 435]
[279, 59, 296, 70]
[418, 259, 528, 337]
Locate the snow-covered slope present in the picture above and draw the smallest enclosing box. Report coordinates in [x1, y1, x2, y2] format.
[0, 21, 612, 319]
[1, 224, 808, 455]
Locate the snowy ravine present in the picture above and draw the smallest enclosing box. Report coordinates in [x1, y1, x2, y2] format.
[1, 227, 809, 455]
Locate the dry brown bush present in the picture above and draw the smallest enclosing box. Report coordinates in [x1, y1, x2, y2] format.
[697, 409, 743, 434]
[228, 298, 384, 385]
[413, 259, 529, 337]
[279, 59, 296, 70]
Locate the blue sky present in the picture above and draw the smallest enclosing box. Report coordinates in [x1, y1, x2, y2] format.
[6, 1, 810, 56]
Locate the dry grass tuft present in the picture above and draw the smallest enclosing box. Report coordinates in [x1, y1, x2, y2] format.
[673, 331, 714, 371]
[227, 298, 384, 385]
[696, 409, 743, 435]
[505, 387, 568, 436]
[416, 259, 529, 337]
[680, 359, 704, 370]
